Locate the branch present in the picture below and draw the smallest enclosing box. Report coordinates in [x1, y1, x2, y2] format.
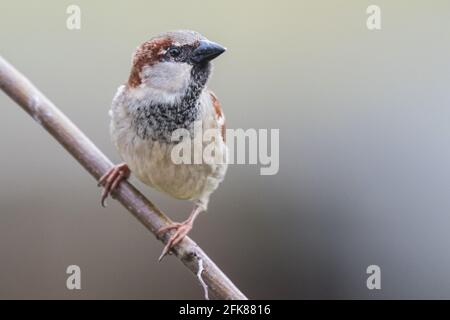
[0, 55, 247, 300]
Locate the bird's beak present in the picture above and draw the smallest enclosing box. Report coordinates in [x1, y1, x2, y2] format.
[191, 40, 226, 64]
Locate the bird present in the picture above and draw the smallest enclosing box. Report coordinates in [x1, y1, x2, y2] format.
[98, 30, 228, 260]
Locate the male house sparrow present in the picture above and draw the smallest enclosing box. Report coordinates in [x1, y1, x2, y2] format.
[98, 30, 227, 260]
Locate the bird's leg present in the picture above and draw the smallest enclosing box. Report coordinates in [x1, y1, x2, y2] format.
[98, 163, 130, 207]
[157, 204, 202, 261]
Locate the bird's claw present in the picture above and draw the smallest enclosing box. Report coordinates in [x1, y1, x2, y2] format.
[98, 163, 130, 207]
[157, 221, 193, 262]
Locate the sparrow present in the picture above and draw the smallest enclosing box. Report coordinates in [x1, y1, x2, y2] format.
[98, 30, 228, 260]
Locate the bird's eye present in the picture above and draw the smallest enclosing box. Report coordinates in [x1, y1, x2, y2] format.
[168, 47, 181, 57]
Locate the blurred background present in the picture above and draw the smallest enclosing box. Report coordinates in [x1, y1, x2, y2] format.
[1, 0, 450, 299]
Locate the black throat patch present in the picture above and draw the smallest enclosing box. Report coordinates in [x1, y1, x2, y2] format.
[132, 63, 211, 143]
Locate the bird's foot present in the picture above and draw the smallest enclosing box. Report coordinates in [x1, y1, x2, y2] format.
[98, 163, 130, 207]
[157, 220, 193, 261]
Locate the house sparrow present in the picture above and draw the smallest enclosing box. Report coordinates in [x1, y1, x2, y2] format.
[98, 30, 227, 260]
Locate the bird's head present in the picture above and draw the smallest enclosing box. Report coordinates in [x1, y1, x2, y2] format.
[128, 30, 226, 98]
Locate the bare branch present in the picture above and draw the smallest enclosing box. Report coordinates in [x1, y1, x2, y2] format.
[0, 55, 247, 300]
[197, 257, 209, 300]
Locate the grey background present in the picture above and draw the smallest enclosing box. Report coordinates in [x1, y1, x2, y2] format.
[1, 0, 450, 299]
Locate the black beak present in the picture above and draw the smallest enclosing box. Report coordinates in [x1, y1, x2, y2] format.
[191, 40, 226, 64]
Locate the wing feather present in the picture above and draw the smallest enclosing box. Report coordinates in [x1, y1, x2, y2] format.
[208, 91, 226, 142]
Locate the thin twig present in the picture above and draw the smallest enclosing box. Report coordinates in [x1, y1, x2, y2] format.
[0, 55, 247, 300]
[197, 258, 209, 300]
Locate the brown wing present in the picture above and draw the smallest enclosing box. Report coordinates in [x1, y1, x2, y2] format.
[208, 90, 226, 142]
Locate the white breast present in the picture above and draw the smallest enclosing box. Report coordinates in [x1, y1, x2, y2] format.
[110, 86, 227, 210]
